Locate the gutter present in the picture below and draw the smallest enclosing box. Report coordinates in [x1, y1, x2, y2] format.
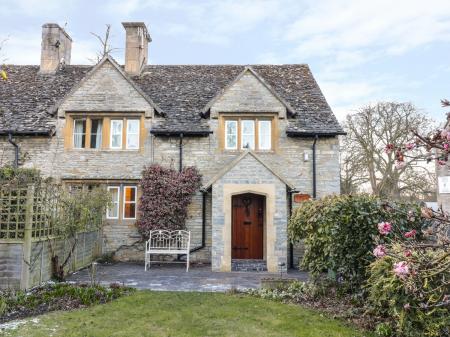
[287, 187, 299, 269]
[150, 130, 212, 137]
[0, 130, 53, 136]
[286, 131, 346, 137]
[7, 133, 19, 168]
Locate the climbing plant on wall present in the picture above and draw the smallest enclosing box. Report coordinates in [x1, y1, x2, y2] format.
[136, 164, 202, 238]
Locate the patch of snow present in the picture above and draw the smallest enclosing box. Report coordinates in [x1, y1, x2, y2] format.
[0, 317, 40, 331]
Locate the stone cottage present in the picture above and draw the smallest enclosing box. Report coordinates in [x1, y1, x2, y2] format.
[0, 23, 344, 272]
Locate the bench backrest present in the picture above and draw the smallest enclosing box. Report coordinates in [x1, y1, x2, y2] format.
[147, 230, 190, 251]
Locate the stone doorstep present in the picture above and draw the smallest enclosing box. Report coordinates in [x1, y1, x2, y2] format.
[231, 259, 267, 272]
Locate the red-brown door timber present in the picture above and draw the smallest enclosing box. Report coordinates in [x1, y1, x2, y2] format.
[231, 193, 264, 259]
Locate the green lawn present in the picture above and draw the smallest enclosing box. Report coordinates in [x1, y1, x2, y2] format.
[3, 291, 371, 337]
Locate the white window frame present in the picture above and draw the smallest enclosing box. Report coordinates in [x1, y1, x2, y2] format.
[123, 186, 137, 220]
[225, 120, 238, 150]
[240, 119, 255, 150]
[73, 119, 86, 149]
[110, 119, 123, 150]
[106, 186, 120, 219]
[126, 119, 140, 150]
[258, 120, 272, 150]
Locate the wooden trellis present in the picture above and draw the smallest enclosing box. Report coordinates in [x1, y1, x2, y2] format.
[0, 182, 59, 241]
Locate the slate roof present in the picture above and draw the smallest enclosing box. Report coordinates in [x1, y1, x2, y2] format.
[0, 65, 91, 134]
[0, 62, 344, 136]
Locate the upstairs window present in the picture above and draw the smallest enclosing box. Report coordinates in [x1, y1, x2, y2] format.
[73, 119, 86, 149]
[223, 117, 273, 151]
[126, 119, 140, 150]
[225, 120, 238, 150]
[69, 115, 141, 150]
[110, 120, 123, 149]
[90, 119, 103, 149]
[241, 120, 255, 150]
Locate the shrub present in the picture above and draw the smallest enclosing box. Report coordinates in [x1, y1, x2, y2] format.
[288, 194, 425, 288]
[367, 243, 449, 336]
[136, 164, 202, 238]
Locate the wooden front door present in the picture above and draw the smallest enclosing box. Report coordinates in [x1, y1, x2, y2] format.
[232, 193, 264, 259]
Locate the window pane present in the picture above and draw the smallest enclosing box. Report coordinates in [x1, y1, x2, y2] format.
[110, 120, 123, 149]
[90, 119, 103, 149]
[225, 120, 237, 149]
[107, 187, 119, 219]
[241, 120, 255, 149]
[258, 120, 272, 150]
[126, 120, 140, 149]
[123, 186, 137, 219]
[124, 203, 136, 219]
[73, 120, 86, 148]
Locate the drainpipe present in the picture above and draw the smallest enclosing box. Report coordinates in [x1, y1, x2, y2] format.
[8, 133, 19, 169]
[312, 134, 319, 199]
[190, 190, 207, 253]
[179, 133, 184, 172]
[288, 188, 294, 269]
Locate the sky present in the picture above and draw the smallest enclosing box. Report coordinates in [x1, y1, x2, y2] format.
[1, 0, 450, 122]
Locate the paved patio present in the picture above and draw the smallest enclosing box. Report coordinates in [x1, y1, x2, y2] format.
[67, 262, 309, 292]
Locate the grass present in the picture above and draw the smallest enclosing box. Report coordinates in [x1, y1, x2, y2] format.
[3, 291, 372, 337]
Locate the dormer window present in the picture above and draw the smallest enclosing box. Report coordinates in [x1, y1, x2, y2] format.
[223, 116, 274, 151]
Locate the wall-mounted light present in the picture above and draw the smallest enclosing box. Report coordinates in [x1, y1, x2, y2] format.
[303, 152, 309, 162]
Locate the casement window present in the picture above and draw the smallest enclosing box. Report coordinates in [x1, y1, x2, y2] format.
[126, 119, 140, 150]
[223, 117, 273, 151]
[225, 120, 238, 150]
[241, 120, 255, 150]
[258, 120, 272, 150]
[110, 120, 123, 149]
[123, 186, 137, 219]
[73, 119, 86, 149]
[69, 115, 141, 150]
[107, 186, 120, 219]
[90, 119, 103, 149]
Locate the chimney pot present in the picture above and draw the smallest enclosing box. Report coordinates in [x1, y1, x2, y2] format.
[122, 22, 151, 76]
[40, 23, 72, 74]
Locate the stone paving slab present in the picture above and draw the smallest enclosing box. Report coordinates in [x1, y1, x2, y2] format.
[67, 262, 309, 292]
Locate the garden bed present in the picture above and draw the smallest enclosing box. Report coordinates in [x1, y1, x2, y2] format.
[0, 282, 134, 323]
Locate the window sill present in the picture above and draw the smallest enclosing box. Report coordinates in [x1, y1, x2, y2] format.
[223, 149, 275, 154]
[69, 149, 141, 152]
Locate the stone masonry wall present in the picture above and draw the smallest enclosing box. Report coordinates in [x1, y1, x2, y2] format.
[0, 64, 341, 265]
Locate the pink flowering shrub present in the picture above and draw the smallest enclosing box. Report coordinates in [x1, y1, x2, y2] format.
[393, 261, 410, 278]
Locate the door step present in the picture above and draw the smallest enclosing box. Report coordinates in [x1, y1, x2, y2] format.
[231, 259, 267, 272]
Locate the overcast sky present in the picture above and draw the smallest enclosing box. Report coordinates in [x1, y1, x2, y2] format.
[1, 0, 450, 122]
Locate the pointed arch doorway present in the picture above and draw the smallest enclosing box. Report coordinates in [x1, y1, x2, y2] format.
[231, 193, 265, 259]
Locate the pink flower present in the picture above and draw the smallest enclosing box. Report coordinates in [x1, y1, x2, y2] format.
[404, 229, 417, 238]
[404, 250, 412, 257]
[438, 160, 446, 166]
[385, 144, 394, 154]
[395, 161, 406, 169]
[405, 143, 415, 150]
[373, 245, 387, 258]
[378, 222, 392, 235]
[394, 261, 410, 278]
[444, 143, 450, 151]
[404, 303, 410, 310]
[441, 129, 448, 138]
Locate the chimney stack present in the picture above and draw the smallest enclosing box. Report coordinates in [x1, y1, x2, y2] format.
[122, 22, 151, 76]
[40, 23, 72, 74]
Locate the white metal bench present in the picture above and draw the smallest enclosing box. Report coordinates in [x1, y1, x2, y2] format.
[145, 230, 191, 272]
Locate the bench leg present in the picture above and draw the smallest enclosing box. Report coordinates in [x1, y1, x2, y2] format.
[186, 253, 189, 272]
